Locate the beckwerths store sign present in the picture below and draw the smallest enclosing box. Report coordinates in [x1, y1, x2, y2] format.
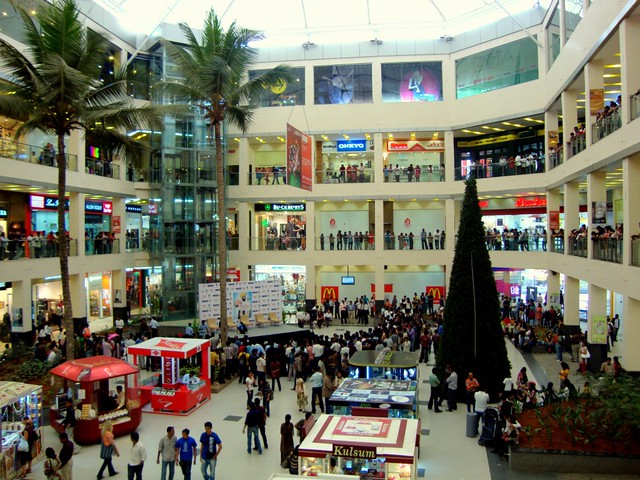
[255, 203, 305, 212]
[386, 140, 444, 152]
[332, 444, 377, 459]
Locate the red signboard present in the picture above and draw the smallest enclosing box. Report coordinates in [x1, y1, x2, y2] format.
[321, 286, 339, 302]
[425, 286, 446, 302]
[549, 210, 560, 230]
[112, 216, 121, 234]
[386, 140, 444, 152]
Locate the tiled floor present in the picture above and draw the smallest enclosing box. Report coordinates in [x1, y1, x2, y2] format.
[30, 325, 637, 480]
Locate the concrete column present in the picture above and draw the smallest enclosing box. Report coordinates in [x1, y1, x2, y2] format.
[374, 133, 384, 186]
[238, 138, 250, 186]
[544, 110, 559, 171]
[546, 189, 560, 249]
[619, 14, 640, 124]
[587, 171, 606, 259]
[584, 60, 604, 147]
[559, 0, 567, 47]
[112, 269, 126, 309]
[375, 264, 385, 306]
[67, 129, 85, 172]
[546, 270, 560, 302]
[70, 273, 88, 320]
[306, 264, 316, 306]
[238, 202, 249, 252]
[587, 283, 607, 344]
[622, 155, 640, 265]
[305, 201, 315, 251]
[561, 90, 578, 150]
[444, 131, 455, 182]
[10, 280, 32, 333]
[621, 296, 640, 371]
[69, 192, 85, 255]
[444, 199, 460, 252]
[374, 199, 384, 252]
[563, 182, 580, 251]
[563, 275, 580, 326]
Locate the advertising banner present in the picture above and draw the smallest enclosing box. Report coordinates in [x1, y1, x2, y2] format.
[320, 286, 339, 303]
[590, 89, 604, 115]
[549, 211, 560, 230]
[198, 279, 282, 325]
[286, 123, 313, 191]
[591, 315, 608, 344]
[592, 201, 607, 224]
[425, 286, 446, 303]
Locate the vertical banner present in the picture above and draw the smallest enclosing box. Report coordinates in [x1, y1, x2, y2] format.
[112, 216, 121, 234]
[547, 130, 558, 148]
[287, 123, 313, 192]
[549, 211, 560, 230]
[591, 315, 608, 344]
[592, 201, 607, 224]
[589, 89, 604, 116]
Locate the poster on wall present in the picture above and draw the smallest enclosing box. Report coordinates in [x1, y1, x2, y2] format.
[592, 201, 607, 224]
[248, 67, 305, 107]
[11, 307, 23, 332]
[589, 89, 604, 116]
[314, 64, 372, 104]
[381, 62, 442, 102]
[286, 123, 313, 191]
[198, 279, 282, 324]
[456, 37, 539, 99]
[549, 211, 560, 230]
[591, 315, 608, 344]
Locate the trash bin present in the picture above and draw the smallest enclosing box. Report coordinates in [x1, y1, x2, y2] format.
[466, 412, 478, 438]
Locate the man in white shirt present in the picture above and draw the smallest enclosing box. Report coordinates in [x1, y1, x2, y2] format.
[128, 432, 147, 480]
[149, 317, 159, 338]
[474, 386, 491, 432]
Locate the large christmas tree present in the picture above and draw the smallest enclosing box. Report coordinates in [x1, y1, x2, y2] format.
[436, 177, 510, 399]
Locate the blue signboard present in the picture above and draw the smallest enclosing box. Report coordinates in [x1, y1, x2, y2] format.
[336, 140, 367, 152]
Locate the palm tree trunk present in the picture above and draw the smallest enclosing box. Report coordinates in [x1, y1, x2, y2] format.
[57, 134, 75, 360]
[215, 121, 228, 344]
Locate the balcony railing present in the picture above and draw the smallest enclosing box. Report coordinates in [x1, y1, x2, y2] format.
[249, 236, 306, 251]
[320, 169, 375, 184]
[631, 238, 640, 267]
[85, 158, 120, 179]
[568, 236, 588, 258]
[549, 148, 563, 169]
[454, 159, 544, 181]
[247, 168, 286, 185]
[85, 238, 120, 256]
[631, 91, 640, 122]
[0, 238, 77, 260]
[0, 137, 78, 171]
[549, 235, 564, 254]
[592, 237, 622, 264]
[592, 109, 622, 143]
[485, 235, 547, 251]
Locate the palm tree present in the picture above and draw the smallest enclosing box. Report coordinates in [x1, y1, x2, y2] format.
[0, 0, 161, 359]
[159, 10, 293, 343]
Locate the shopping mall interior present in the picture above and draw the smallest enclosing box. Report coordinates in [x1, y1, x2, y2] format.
[0, 0, 639, 478]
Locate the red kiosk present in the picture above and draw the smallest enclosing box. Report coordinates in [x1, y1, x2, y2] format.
[49, 356, 141, 446]
[127, 337, 211, 415]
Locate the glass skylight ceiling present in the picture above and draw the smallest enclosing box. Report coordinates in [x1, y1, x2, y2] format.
[93, 0, 551, 47]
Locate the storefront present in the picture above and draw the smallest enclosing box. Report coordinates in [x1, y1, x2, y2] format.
[86, 271, 112, 320]
[298, 414, 419, 479]
[124, 203, 143, 250]
[318, 139, 374, 183]
[0, 382, 43, 480]
[384, 139, 445, 182]
[253, 203, 306, 251]
[480, 197, 548, 236]
[348, 350, 420, 381]
[127, 337, 211, 415]
[0, 282, 12, 341]
[328, 378, 419, 419]
[29, 194, 68, 235]
[254, 264, 306, 314]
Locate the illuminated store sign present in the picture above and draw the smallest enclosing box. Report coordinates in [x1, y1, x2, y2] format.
[30, 194, 112, 214]
[255, 203, 305, 212]
[337, 140, 367, 152]
[126, 205, 143, 214]
[387, 140, 444, 152]
[0, 208, 7, 217]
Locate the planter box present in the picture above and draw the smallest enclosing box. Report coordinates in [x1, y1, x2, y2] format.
[510, 447, 640, 474]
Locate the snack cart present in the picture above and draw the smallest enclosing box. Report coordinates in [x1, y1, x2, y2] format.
[298, 414, 419, 480]
[0, 382, 43, 480]
[328, 379, 419, 418]
[348, 349, 420, 381]
[49, 356, 142, 445]
[126, 337, 211, 415]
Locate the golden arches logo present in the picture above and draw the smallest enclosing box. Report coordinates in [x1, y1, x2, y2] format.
[321, 286, 338, 302]
[426, 287, 443, 301]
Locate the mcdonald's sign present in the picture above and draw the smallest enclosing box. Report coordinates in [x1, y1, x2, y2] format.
[321, 286, 339, 302]
[425, 286, 445, 302]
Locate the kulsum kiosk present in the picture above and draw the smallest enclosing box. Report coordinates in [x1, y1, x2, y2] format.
[328, 379, 418, 418]
[298, 414, 419, 480]
[348, 350, 420, 381]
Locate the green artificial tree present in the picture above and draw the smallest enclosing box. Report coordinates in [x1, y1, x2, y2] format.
[436, 177, 510, 399]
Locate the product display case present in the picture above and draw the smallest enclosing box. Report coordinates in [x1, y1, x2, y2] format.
[348, 350, 420, 381]
[49, 356, 142, 445]
[328, 379, 418, 419]
[0, 382, 43, 480]
[127, 337, 211, 415]
[298, 414, 419, 480]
